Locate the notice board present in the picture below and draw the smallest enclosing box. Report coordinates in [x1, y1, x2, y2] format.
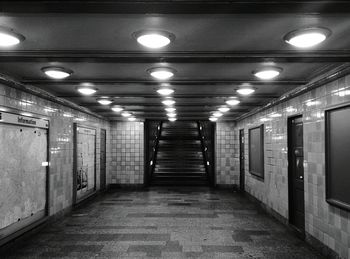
[249, 125, 264, 180]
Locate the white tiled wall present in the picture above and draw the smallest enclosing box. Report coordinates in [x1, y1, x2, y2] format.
[236, 74, 350, 259]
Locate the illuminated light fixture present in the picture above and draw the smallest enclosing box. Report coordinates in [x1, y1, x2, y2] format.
[226, 98, 240, 106]
[162, 99, 175, 106]
[97, 98, 113, 105]
[218, 107, 230, 113]
[253, 67, 282, 80]
[21, 112, 33, 117]
[305, 100, 320, 107]
[209, 117, 218, 122]
[284, 27, 331, 48]
[260, 117, 271, 122]
[237, 88, 255, 95]
[169, 117, 177, 122]
[269, 113, 282, 118]
[165, 107, 176, 112]
[74, 117, 86, 122]
[167, 113, 176, 117]
[111, 106, 123, 112]
[148, 67, 176, 80]
[77, 84, 97, 95]
[44, 107, 57, 113]
[63, 113, 73, 118]
[0, 27, 25, 47]
[134, 30, 174, 49]
[121, 111, 132, 117]
[157, 88, 174, 96]
[42, 66, 73, 79]
[212, 112, 223, 117]
[128, 117, 136, 121]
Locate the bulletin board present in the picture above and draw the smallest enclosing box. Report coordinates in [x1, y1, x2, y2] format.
[74, 124, 96, 203]
[249, 125, 264, 180]
[325, 104, 350, 211]
[0, 112, 48, 242]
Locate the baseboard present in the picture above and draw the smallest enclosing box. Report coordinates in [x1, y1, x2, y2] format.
[244, 191, 340, 259]
[215, 184, 239, 190]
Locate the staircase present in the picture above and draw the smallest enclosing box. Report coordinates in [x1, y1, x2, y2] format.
[152, 121, 209, 186]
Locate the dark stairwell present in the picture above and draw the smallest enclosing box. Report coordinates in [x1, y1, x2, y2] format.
[151, 121, 209, 186]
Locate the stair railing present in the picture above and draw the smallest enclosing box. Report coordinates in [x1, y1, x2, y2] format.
[197, 121, 211, 180]
[149, 121, 163, 178]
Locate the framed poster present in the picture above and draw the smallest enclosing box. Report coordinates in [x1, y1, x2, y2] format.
[325, 104, 350, 211]
[249, 125, 264, 180]
[73, 124, 96, 203]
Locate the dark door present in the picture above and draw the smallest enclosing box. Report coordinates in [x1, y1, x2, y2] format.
[288, 116, 305, 232]
[100, 129, 107, 190]
[239, 129, 245, 191]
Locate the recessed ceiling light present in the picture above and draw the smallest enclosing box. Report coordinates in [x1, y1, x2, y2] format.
[165, 107, 176, 112]
[167, 113, 176, 117]
[213, 112, 223, 117]
[269, 113, 282, 118]
[134, 30, 174, 49]
[209, 117, 218, 122]
[218, 107, 230, 113]
[253, 67, 282, 80]
[148, 67, 176, 80]
[157, 88, 174, 96]
[284, 27, 331, 48]
[128, 117, 136, 121]
[162, 99, 175, 106]
[237, 88, 255, 95]
[77, 85, 97, 95]
[226, 99, 240, 106]
[121, 112, 132, 117]
[0, 27, 25, 47]
[111, 106, 123, 112]
[169, 117, 177, 122]
[97, 98, 113, 105]
[42, 66, 73, 79]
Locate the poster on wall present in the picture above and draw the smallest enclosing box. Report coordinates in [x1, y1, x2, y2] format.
[74, 124, 96, 202]
[0, 112, 48, 241]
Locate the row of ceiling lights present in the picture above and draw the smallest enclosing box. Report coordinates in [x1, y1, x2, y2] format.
[0, 26, 331, 121]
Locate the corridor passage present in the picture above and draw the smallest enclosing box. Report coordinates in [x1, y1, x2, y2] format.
[3, 188, 322, 259]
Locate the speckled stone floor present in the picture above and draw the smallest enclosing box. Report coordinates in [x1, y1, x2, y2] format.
[2, 187, 323, 258]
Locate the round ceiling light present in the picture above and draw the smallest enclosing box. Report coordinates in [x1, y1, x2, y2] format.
[111, 106, 123, 112]
[157, 88, 174, 96]
[128, 117, 136, 121]
[226, 98, 240, 106]
[284, 27, 331, 48]
[209, 117, 218, 122]
[121, 112, 132, 117]
[167, 113, 177, 117]
[253, 67, 282, 80]
[165, 107, 176, 112]
[213, 112, 223, 117]
[237, 88, 255, 95]
[169, 117, 177, 122]
[134, 30, 174, 49]
[0, 27, 25, 47]
[97, 97, 112, 105]
[148, 67, 176, 80]
[218, 107, 230, 113]
[77, 84, 97, 95]
[42, 66, 73, 79]
[162, 99, 175, 106]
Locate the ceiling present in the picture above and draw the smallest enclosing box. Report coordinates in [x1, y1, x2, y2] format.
[0, 1, 349, 121]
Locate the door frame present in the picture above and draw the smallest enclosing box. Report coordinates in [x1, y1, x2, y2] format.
[239, 129, 245, 192]
[100, 128, 107, 191]
[287, 114, 305, 235]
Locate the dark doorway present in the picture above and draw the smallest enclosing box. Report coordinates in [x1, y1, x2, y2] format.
[288, 116, 305, 233]
[239, 129, 245, 192]
[100, 129, 107, 191]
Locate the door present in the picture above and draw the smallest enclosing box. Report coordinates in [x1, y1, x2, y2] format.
[288, 116, 305, 232]
[100, 129, 107, 190]
[239, 129, 245, 192]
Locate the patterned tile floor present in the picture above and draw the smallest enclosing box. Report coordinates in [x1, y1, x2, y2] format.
[2, 187, 323, 258]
